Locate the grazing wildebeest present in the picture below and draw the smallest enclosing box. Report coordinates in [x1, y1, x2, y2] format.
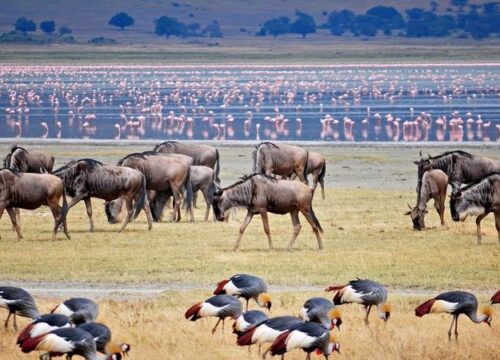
[52, 159, 150, 232]
[153, 141, 220, 181]
[0, 169, 69, 241]
[414, 150, 500, 191]
[108, 152, 193, 223]
[405, 169, 448, 230]
[157, 165, 216, 222]
[212, 174, 323, 251]
[3, 145, 54, 173]
[289, 151, 326, 199]
[252, 142, 309, 184]
[450, 173, 500, 244]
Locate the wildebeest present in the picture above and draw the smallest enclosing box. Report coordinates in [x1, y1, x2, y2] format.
[212, 174, 323, 251]
[3, 145, 54, 173]
[108, 152, 193, 223]
[153, 141, 220, 181]
[0, 169, 69, 240]
[252, 142, 309, 184]
[405, 169, 448, 230]
[52, 159, 150, 232]
[414, 150, 500, 191]
[289, 151, 326, 199]
[450, 173, 500, 244]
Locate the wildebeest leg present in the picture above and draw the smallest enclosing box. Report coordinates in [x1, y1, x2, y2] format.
[286, 211, 302, 251]
[260, 211, 273, 250]
[119, 197, 134, 232]
[296, 167, 308, 184]
[495, 212, 500, 243]
[435, 197, 446, 226]
[12, 208, 20, 231]
[311, 173, 319, 196]
[204, 197, 211, 222]
[475, 213, 487, 245]
[84, 198, 94, 232]
[48, 203, 63, 241]
[234, 211, 254, 251]
[300, 208, 323, 250]
[171, 188, 183, 222]
[67, 194, 85, 210]
[142, 196, 153, 230]
[6, 207, 23, 240]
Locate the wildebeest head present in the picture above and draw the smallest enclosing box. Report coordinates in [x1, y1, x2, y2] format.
[450, 188, 463, 222]
[404, 203, 427, 230]
[212, 184, 225, 221]
[104, 198, 123, 223]
[149, 190, 172, 222]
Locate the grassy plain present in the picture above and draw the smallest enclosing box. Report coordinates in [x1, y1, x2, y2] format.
[0, 142, 499, 359]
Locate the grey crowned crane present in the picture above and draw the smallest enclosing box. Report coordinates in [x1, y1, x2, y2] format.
[185, 294, 242, 334]
[17, 314, 71, 345]
[325, 278, 391, 324]
[415, 291, 493, 341]
[299, 297, 343, 330]
[491, 290, 500, 304]
[19, 327, 122, 360]
[268, 322, 340, 360]
[237, 316, 303, 354]
[214, 274, 272, 311]
[0, 286, 40, 330]
[77, 322, 131, 356]
[233, 310, 269, 335]
[51, 297, 99, 325]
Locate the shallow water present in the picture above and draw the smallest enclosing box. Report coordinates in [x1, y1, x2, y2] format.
[1, 64, 499, 141]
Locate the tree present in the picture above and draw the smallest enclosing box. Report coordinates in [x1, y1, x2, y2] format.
[430, 1, 439, 12]
[59, 26, 72, 35]
[366, 6, 404, 29]
[14, 17, 36, 33]
[154, 16, 186, 38]
[108, 12, 135, 30]
[324, 10, 355, 35]
[203, 20, 223, 38]
[40, 20, 55, 34]
[350, 15, 379, 37]
[290, 11, 316, 38]
[258, 16, 290, 38]
[451, 0, 468, 10]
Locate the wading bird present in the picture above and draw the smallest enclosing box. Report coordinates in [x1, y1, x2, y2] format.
[415, 291, 492, 341]
[233, 310, 269, 335]
[325, 278, 391, 324]
[299, 298, 342, 330]
[185, 295, 242, 334]
[77, 322, 131, 356]
[17, 314, 71, 345]
[0, 286, 39, 330]
[51, 297, 99, 325]
[214, 274, 272, 311]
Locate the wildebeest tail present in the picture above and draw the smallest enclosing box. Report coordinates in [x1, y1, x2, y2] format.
[303, 151, 309, 184]
[214, 149, 221, 182]
[185, 168, 194, 211]
[319, 160, 326, 182]
[310, 207, 323, 233]
[133, 174, 147, 219]
[60, 187, 69, 223]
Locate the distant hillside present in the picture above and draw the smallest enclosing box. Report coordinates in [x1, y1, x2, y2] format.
[0, 0, 496, 46]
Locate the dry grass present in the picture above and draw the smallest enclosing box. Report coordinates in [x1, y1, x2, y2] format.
[0, 291, 499, 360]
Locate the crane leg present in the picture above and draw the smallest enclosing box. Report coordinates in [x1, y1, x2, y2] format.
[246, 299, 249, 311]
[212, 318, 222, 334]
[13, 312, 17, 330]
[454, 315, 459, 341]
[364, 305, 372, 325]
[4, 311, 12, 329]
[262, 346, 271, 359]
[447, 315, 456, 342]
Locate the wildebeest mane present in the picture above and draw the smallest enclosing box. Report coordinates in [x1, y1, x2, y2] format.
[222, 173, 276, 191]
[429, 150, 473, 160]
[117, 152, 147, 166]
[254, 142, 281, 172]
[4, 145, 29, 171]
[0, 167, 21, 176]
[456, 172, 500, 193]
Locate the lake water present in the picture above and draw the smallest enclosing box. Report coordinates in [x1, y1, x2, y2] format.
[1, 64, 499, 142]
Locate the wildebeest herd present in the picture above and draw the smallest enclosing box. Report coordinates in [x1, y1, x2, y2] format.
[0, 142, 499, 247]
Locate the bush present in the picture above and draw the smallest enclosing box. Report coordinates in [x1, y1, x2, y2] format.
[154, 16, 186, 38]
[40, 20, 55, 34]
[14, 17, 36, 33]
[89, 36, 116, 45]
[108, 12, 135, 30]
[59, 26, 72, 35]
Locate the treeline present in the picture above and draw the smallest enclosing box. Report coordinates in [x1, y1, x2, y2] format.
[259, 3, 500, 39]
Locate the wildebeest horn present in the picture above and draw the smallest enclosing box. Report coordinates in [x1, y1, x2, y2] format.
[419, 150, 423, 159]
[426, 152, 431, 160]
[407, 203, 412, 209]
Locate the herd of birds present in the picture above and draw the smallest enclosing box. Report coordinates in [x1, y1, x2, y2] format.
[0, 287, 129, 360]
[1, 65, 499, 142]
